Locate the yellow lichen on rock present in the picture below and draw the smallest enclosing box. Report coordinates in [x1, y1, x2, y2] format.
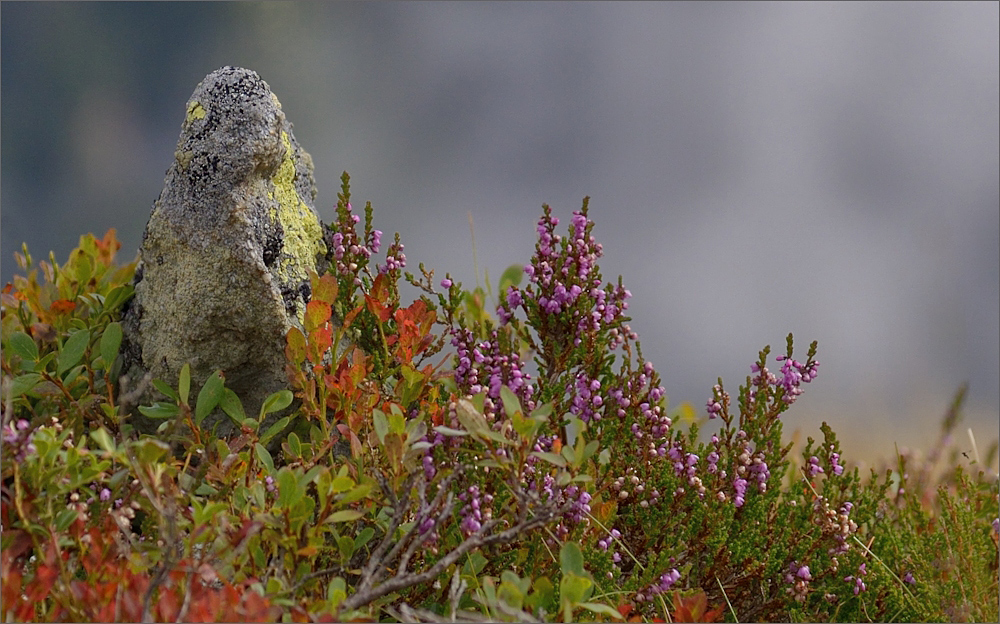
[186, 100, 207, 122]
[269, 131, 327, 321]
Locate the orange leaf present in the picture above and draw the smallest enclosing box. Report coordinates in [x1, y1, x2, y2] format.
[305, 300, 332, 332]
[311, 272, 339, 305]
[285, 327, 307, 365]
[50, 299, 76, 315]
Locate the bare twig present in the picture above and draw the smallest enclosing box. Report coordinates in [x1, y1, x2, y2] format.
[338, 492, 568, 614]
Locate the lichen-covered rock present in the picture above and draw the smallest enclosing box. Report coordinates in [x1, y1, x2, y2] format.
[122, 66, 325, 438]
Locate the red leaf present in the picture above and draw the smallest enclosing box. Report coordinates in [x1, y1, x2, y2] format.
[365, 293, 391, 323]
[310, 326, 333, 353]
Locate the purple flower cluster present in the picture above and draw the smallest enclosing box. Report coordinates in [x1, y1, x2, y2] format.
[785, 561, 813, 603]
[449, 329, 535, 415]
[458, 485, 493, 535]
[497, 205, 631, 349]
[615, 361, 670, 454]
[807, 456, 825, 478]
[748, 357, 816, 405]
[596, 527, 622, 551]
[635, 569, 681, 602]
[568, 373, 604, 423]
[531, 474, 593, 538]
[812, 497, 859, 556]
[843, 562, 867, 595]
[705, 383, 729, 419]
[379, 239, 406, 274]
[747, 353, 819, 410]
[729, 433, 771, 506]
[325, 201, 382, 286]
[2, 418, 36, 462]
[829, 451, 843, 476]
[775, 355, 819, 404]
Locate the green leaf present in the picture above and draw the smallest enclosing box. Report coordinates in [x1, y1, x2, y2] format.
[560, 573, 592, 608]
[138, 403, 180, 420]
[33, 351, 57, 373]
[583, 440, 600, 462]
[325, 509, 364, 523]
[559, 541, 585, 577]
[152, 379, 179, 402]
[526, 576, 555, 612]
[511, 409, 542, 440]
[102, 284, 133, 314]
[300, 465, 326, 489]
[373, 409, 388, 445]
[327, 577, 347, 608]
[55, 508, 79, 532]
[578, 602, 623, 620]
[276, 468, 303, 509]
[463, 551, 488, 576]
[259, 416, 291, 447]
[57, 329, 90, 375]
[254, 443, 275, 475]
[90, 428, 116, 454]
[8, 331, 38, 362]
[337, 535, 355, 559]
[331, 475, 355, 493]
[354, 527, 375, 551]
[498, 264, 524, 294]
[220, 388, 246, 426]
[99, 322, 122, 370]
[338, 482, 373, 505]
[497, 580, 525, 611]
[387, 409, 405, 435]
[178, 362, 191, 405]
[259, 389, 293, 419]
[455, 398, 489, 436]
[195, 371, 225, 425]
[133, 437, 171, 465]
[499, 385, 521, 419]
[530, 402, 553, 420]
[531, 451, 567, 467]
[433, 426, 469, 437]
[286, 432, 302, 458]
[9, 373, 41, 397]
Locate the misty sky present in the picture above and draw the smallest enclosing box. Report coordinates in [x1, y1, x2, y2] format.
[2, 2, 997, 457]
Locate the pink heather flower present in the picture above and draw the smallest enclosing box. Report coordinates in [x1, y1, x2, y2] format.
[440, 278, 452, 289]
[807, 456, 825, 477]
[903, 571, 915, 584]
[100, 488, 111, 502]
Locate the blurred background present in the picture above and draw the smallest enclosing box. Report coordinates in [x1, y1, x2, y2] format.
[2, 2, 997, 465]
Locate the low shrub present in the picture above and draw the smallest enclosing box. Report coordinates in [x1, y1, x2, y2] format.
[2, 174, 997, 622]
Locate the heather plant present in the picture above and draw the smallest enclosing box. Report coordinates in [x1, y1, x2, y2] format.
[2, 175, 997, 622]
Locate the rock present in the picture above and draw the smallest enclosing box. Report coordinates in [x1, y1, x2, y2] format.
[121, 66, 326, 438]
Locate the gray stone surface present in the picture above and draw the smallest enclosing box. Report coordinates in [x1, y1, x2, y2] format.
[122, 66, 326, 438]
